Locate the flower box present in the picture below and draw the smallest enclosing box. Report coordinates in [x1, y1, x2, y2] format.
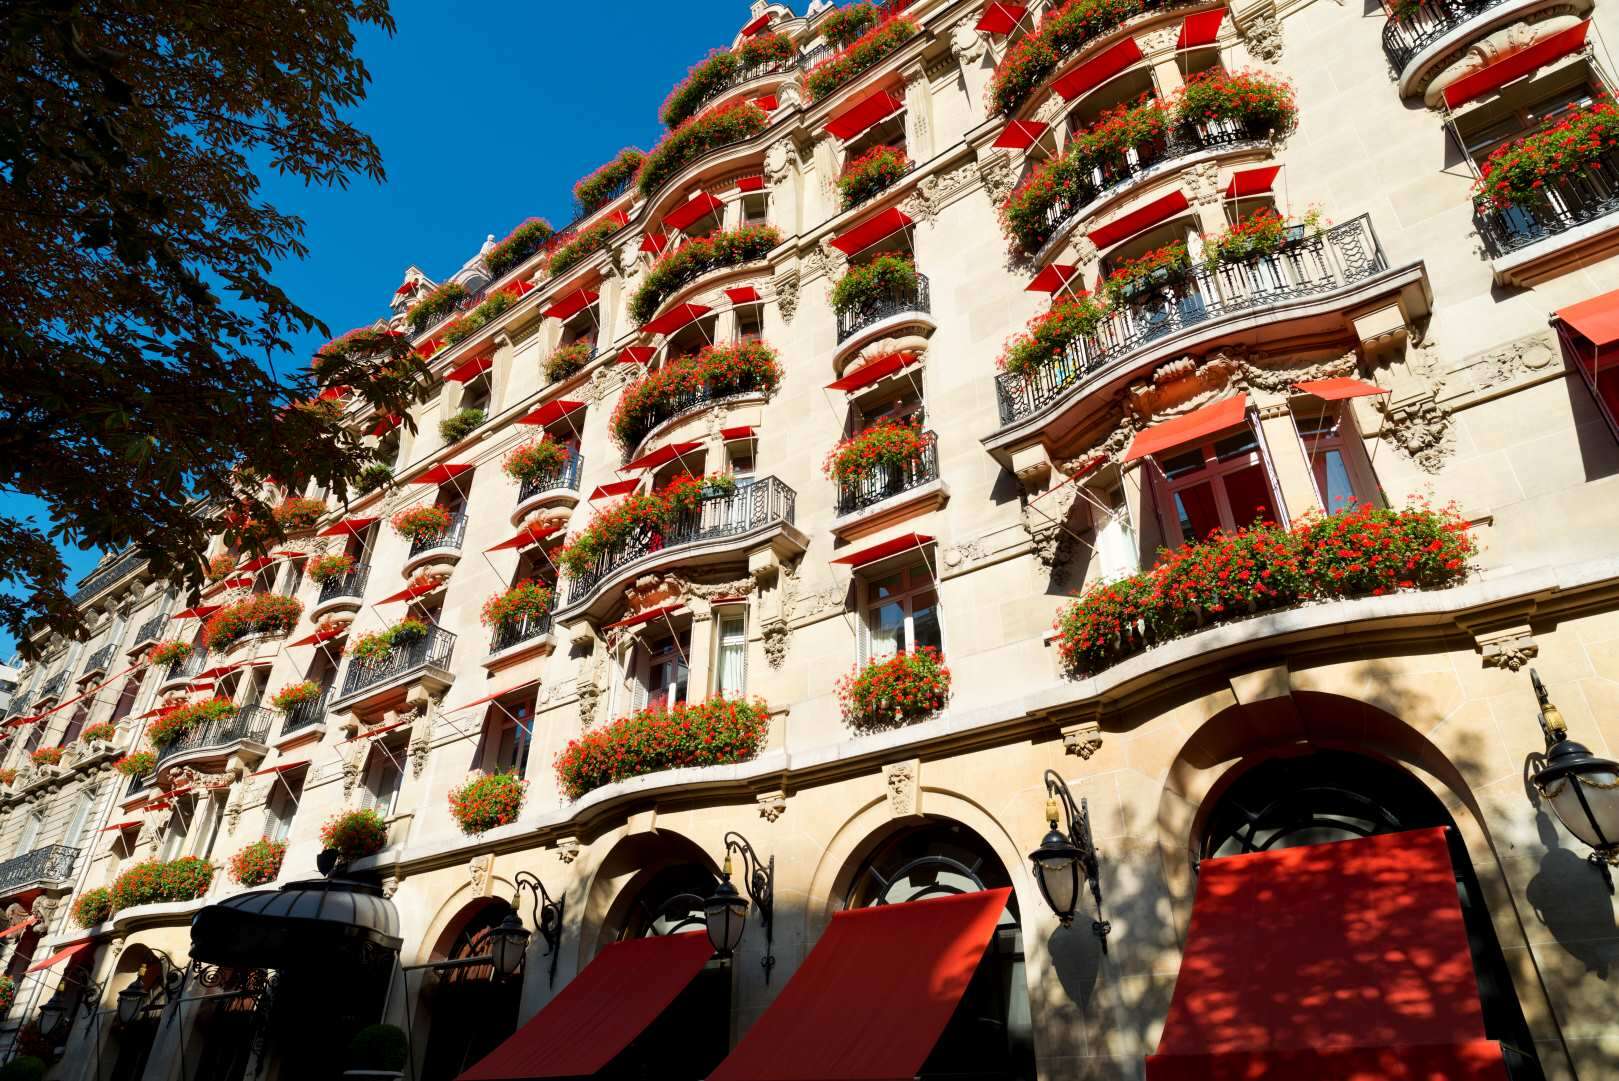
[575, 149, 646, 213]
[270, 680, 321, 711]
[556, 474, 736, 577]
[438, 407, 485, 444]
[997, 294, 1114, 377]
[310, 552, 357, 584]
[1176, 68, 1297, 135]
[348, 619, 428, 663]
[611, 341, 782, 451]
[484, 218, 555, 280]
[544, 340, 595, 383]
[202, 593, 303, 650]
[1473, 102, 1619, 208]
[661, 33, 794, 129]
[204, 552, 236, 583]
[547, 219, 625, 277]
[448, 771, 528, 834]
[322, 808, 388, 862]
[80, 722, 117, 745]
[839, 145, 910, 210]
[989, 0, 1154, 116]
[73, 888, 113, 929]
[822, 2, 882, 47]
[504, 438, 570, 484]
[823, 421, 932, 486]
[1100, 241, 1190, 302]
[837, 648, 952, 730]
[110, 856, 215, 909]
[406, 281, 469, 334]
[390, 505, 452, 544]
[805, 15, 919, 101]
[229, 838, 287, 887]
[629, 224, 782, 325]
[114, 751, 156, 777]
[30, 747, 63, 768]
[147, 697, 236, 746]
[0, 769, 15, 786]
[148, 640, 194, 667]
[554, 697, 772, 799]
[639, 100, 770, 200]
[481, 580, 554, 628]
[272, 496, 326, 531]
[443, 291, 515, 346]
[829, 253, 918, 315]
[357, 462, 393, 493]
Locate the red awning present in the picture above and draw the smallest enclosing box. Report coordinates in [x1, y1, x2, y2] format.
[448, 680, 540, 714]
[344, 719, 409, 744]
[458, 933, 714, 1081]
[826, 89, 905, 140]
[378, 577, 444, 605]
[1177, 8, 1224, 48]
[993, 119, 1050, 149]
[102, 820, 140, 833]
[754, 94, 779, 110]
[517, 399, 585, 427]
[249, 760, 309, 779]
[708, 890, 1012, 1081]
[1557, 287, 1619, 347]
[543, 288, 599, 322]
[290, 624, 347, 648]
[1147, 829, 1509, 1081]
[502, 279, 536, 299]
[619, 345, 657, 365]
[602, 604, 685, 632]
[640, 231, 672, 254]
[0, 918, 34, 939]
[446, 354, 493, 383]
[590, 479, 640, 501]
[223, 575, 253, 589]
[736, 174, 766, 192]
[977, 1, 1028, 33]
[725, 285, 761, 304]
[1124, 394, 1248, 462]
[1054, 37, 1143, 100]
[740, 11, 771, 35]
[419, 339, 445, 359]
[606, 209, 631, 227]
[621, 441, 703, 474]
[831, 531, 935, 566]
[410, 462, 474, 487]
[235, 555, 279, 573]
[370, 415, 402, 437]
[1027, 263, 1080, 293]
[826, 351, 916, 392]
[27, 941, 93, 974]
[1292, 377, 1389, 400]
[486, 522, 562, 552]
[720, 425, 755, 440]
[1224, 165, 1280, 199]
[318, 384, 351, 401]
[319, 516, 377, 538]
[195, 663, 240, 681]
[1089, 190, 1191, 250]
[830, 207, 913, 256]
[1443, 20, 1590, 107]
[643, 303, 712, 336]
[171, 605, 220, 621]
[664, 192, 725, 231]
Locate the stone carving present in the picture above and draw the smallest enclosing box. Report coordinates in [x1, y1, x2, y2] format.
[950, 18, 988, 63]
[784, 561, 844, 622]
[761, 615, 790, 668]
[772, 268, 800, 323]
[468, 853, 494, 897]
[1421, 13, 1582, 101]
[883, 759, 921, 817]
[764, 138, 798, 185]
[1380, 393, 1454, 473]
[1137, 25, 1180, 54]
[382, 876, 400, 899]
[1476, 625, 1538, 671]
[977, 152, 1016, 204]
[1063, 720, 1104, 758]
[1444, 330, 1559, 399]
[588, 366, 615, 404]
[1067, 233, 1099, 266]
[756, 790, 787, 822]
[918, 162, 983, 210]
[554, 836, 581, 864]
[776, 81, 804, 112]
[942, 540, 985, 569]
[409, 731, 431, 778]
[1035, 93, 1066, 124]
[1023, 480, 1082, 580]
[576, 642, 610, 728]
[1181, 160, 1222, 207]
[1239, 4, 1283, 62]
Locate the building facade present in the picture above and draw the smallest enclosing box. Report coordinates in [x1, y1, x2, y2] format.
[4, 0, 1619, 1077]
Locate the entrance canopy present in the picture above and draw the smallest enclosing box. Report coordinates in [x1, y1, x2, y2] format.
[190, 875, 401, 970]
[1147, 827, 1509, 1080]
[707, 887, 1011, 1081]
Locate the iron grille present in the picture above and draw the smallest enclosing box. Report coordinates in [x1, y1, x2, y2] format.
[1381, 0, 1512, 72]
[835, 433, 940, 516]
[133, 613, 168, 648]
[279, 690, 331, 736]
[517, 450, 584, 503]
[339, 626, 457, 699]
[835, 273, 931, 343]
[490, 611, 554, 654]
[1475, 151, 1619, 258]
[317, 565, 370, 605]
[0, 845, 80, 895]
[155, 705, 277, 765]
[408, 513, 468, 559]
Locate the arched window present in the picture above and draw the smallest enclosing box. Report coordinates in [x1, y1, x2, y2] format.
[620, 864, 718, 940]
[420, 901, 523, 1081]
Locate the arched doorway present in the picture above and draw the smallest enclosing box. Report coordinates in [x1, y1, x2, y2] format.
[421, 899, 524, 1081]
[843, 819, 1036, 1081]
[1199, 750, 1545, 1080]
[102, 946, 163, 1081]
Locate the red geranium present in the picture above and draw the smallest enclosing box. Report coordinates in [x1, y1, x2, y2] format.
[837, 647, 951, 730]
[321, 808, 388, 862]
[390, 504, 452, 543]
[823, 421, 931, 486]
[555, 697, 772, 800]
[448, 771, 528, 834]
[611, 342, 782, 451]
[201, 593, 303, 649]
[805, 14, 919, 100]
[229, 838, 287, 887]
[481, 580, 554, 628]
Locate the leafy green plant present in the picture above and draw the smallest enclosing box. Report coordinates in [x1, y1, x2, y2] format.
[109, 857, 215, 909]
[821, 2, 883, 47]
[996, 294, 1115, 377]
[611, 341, 782, 451]
[829, 253, 918, 315]
[201, 593, 303, 649]
[484, 218, 554, 280]
[547, 219, 624, 276]
[839, 145, 910, 209]
[406, 281, 468, 334]
[823, 421, 931, 486]
[322, 808, 389, 862]
[555, 697, 772, 799]
[544, 340, 596, 383]
[575, 149, 646, 212]
[639, 100, 770, 199]
[481, 580, 554, 628]
[438, 407, 485, 444]
[357, 462, 393, 494]
[837, 647, 951, 731]
[629, 224, 782, 325]
[503, 438, 570, 483]
[73, 888, 113, 928]
[449, 771, 528, 834]
[806, 15, 918, 100]
[229, 838, 287, 886]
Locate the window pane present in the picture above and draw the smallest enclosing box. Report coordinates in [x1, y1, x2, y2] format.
[1222, 464, 1277, 526]
[1160, 449, 1205, 479]
[869, 574, 904, 600]
[910, 596, 942, 654]
[1317, 450, 1357, 514]
[717, 617, 747, 697]
[870, 601, 905, 659]
[1213, 428, 1259, 461]
[1173, 482, 1221, 542]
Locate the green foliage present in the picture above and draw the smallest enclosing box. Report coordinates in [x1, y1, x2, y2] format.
[438, 408, 485, 444]
[0, 1056, 46, 1081]
[829, 253, 918, 315]
[347, 1024, 409, 1071]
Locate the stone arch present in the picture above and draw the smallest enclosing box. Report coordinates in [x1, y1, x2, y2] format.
[574, 827, 723, 966]
[411, 895, 520, 1081]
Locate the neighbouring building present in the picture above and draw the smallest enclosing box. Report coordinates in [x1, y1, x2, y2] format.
[4, 0, 1619, 1078]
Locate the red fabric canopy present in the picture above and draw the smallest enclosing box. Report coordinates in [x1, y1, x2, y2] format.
[378, 577, 444, 605]
[1, 918, 35, 939]
[826, 351, 916, 392]
[708, 889, 1011, 1081]
[289, 624, 346, 647]
[1089, 190, 1190, 249]
[664, 192, 725, 231]
[602, 604, 685, 631]
[486, 523, 562, 552]
[1225, 165, 1280, 198]
[318, 384, 351, 401]
[736, 174, 766, 192]
[102, 820, 141, 833]
[606, 209, 631, 227]
[640, 231, 672, 255]
[725, 285, 761, 304]
[235, 555, 279, 573]
[171, 605, 220, 621]
[419, 339, 445, 359]
[1054, 37, 1143, 100]
[1027, 263, 1080, 293]
[26, 941, 90, 974]
[411, 462, 474, 487]
[1124, 394, 1247, 462]
[369, 415, 402, 437]
[319, 516, 376, 538]
[448, 680, 539, 714]
[590, 479, 640, 500]
[1177, 9, 1224, 48]
[993, 120, 1050, 149]
[446, 354, 493, 383]
[720, 425, 755, 440]
[1443, 20, 1589, 107]
[543, 288, 599, 322]
[249, 760, 309, 778]
[1293, 377, 1389, 400]
[740, 11, 771, 35]
[459, 932, 713, 1080]
[826, 89, 905, 140]
[502, 279, 536, 299]
[830, 207, 913, 256]
[643, 302, 712, 336]
[977, 1, 1028, 33]
[754, 94, 779, 110]
[619, 345, 657, 365]
[621, 441, 703, 474]
[1557, 287, 1619, 347]
[1147, 829, 1509, 1081]
[831, 531, 934, 566]
[517, 399, 585, 427]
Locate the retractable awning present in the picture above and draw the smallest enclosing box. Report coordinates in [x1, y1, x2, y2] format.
[410, 462, 474, 487]
[736, 175, 766, 192]
[831, 531, 934, 567]
[447, 680, 539, 714]
[977, 1, 1027, 33]
[641, 231, 672, 254]
[319, 516, 376, 538]
[1026, 263, 1080, 293]
[1177, 9, 1223, 47]
[1089, 190, 1190, 250]
[378, 577, 444, 605]
[826, 90, 905, 140]
[664, 192, 725, 231]
[1443, 20, 1589, 108]
[602, 604, 684, 631]
[620, 441, 702, 474]
[708, 889, 1011, 1081]
[486, 522, 562, 552]
[370, 415, 402, 437]
[171, 605, 220, 621]
[27, 941, 92, 973]
[590, 479, 640, 501]
[726, 285, 761, 304]
[1054, 38, 1142, 100]
[643, 303, 712, 336]
[1147, 829, 1509, 1080]
[289, 625, 346, 648]
[446, 354, 493, 383]
[619, 346, 656, 365]
[458, 933, 714, 1080]
[1224, 165, 1280, 199]
[1124, 394, 1247, 462]
[1292, 377, 1389, 400]
[1556, 286, 1619, 348]
[517, 399, 585, 427]
[830, 207, 913, 256]
[825, 351, 917, 392]
[993, 120, 1050, 149]
[544, 288, 599, 322]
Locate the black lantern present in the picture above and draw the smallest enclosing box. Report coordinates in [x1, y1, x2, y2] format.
[1529, 670, 1619, 889]
[490, 871, 565, 984]
[115, 982, 146, 1025]
[1029, 769, 1110, 949]
[704, 832, 775, 980]
[36, 995, 67, 1040]
[115, 948, 180, 1025]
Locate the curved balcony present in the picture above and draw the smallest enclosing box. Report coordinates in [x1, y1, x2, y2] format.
[992, 215, 1400, 429]
[558, 477, 807, 620]
[333, 626, 456, 712]
[34, 673, 67, 705]
[1381, 0, 1534, 90]
[155, 705, 275, 774]
[619, 381, 774, 461]
[1475, 150, 1619, 276]
[155, 652, 206, 692]
[311, 565, 370, 620]
[835, 273, 932, 351]
[488, 611, 555, 666]
[834, 433, 942, 518]
[402, 513, 468, 577]
[512, 451, 584, 525]
[0, 845, 80, 901]
[684, 57, 796, 120]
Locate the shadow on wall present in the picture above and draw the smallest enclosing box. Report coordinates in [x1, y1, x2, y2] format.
[1524, 798, 1619, 980]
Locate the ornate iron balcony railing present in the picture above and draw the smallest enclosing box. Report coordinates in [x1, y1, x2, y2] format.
[162, 651, 207, 685]
[35, 673, 67, 703]
[687, 57, 796, 119]
[547, 343, 599, 385]
[81, 643, 116, 678]
[797, 44, 833, 70]
[339, 627, 457, 699]
[317, 565, 370, 605]
[840, 161, 918, 214]
[407, 513, 468, 559]
[1475, 151, 1619, 258]
[490, 611, 554, 654]
[835, 433, 940, 516]
[1381, 0, 1513, 73]
[413, 287, 488, 342]
[72, 550, 144, 604]
[617, 377, 777, 456]
[279, 690, 331, 735]
[0, 845, 80, 897]
[564, 477, 797, 606]
[133, 613, 168, 648]
[517, 451, 584, 504]
[835, 273, 931, 343]
[155, 705, 277, 766]
[995, 215, 1390, 426]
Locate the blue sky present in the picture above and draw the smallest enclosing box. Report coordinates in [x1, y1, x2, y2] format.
[0, 0, 758, 658]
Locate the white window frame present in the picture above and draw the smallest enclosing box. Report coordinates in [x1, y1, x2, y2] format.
[1151, 418, 1287, 547]
[362, 741, 405, 818]
[1292, 405, 1380, 516]
[265, 772, 305, 843]
[62, 789, 97, 851]
[712, 608, 750, 699]
[858, 561, 943, 663]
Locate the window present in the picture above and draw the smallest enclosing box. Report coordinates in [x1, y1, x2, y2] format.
[460, 371, 492, 415]
[1065, 69, 1158, 136]
[1456, 65, 1598, 170]
[734, 304, 764, 343]
[15, 810, 42, 856]
[1089, 481, 1139, 582]
[237, 666, 270, 708]
[157, 800, 192, 862]
[60, 702, 91, 745]
[714, 612, 748, 698]
[617, 625, 692, 714]
[62, 789, 97, 850]
[861, 562, 941, 661]
[193, 793, 226, 860]
[1153, 421, 1282, 546]
[264, 770, 305, 843]
[1294, 408, 1379, 515]
[362, 739, 405, 818]
[479, 693, 535, 776]
[277, 558, 304, 598]
[739, 192, 770, 228]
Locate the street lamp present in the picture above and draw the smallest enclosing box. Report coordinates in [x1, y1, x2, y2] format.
[1529, 670, 1619, 890]
[704, 832, 775, 980]
[115, 949, 181, 1025]
[488, 871, 565, 984]
[1029, 769, 1110, 949]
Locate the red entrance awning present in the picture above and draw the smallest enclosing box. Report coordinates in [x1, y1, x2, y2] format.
[708, 889, 1011, 1081]
[664, 192, 725, 231]
[830, 531, 934, 567]
[826, 350, 917, 392]
[993, 119, 1050, 149]
[1556, 286, 1619, 347]
[319, 516, 376, 538]
[543, 288, 598, 322]
[1224, 165, 1280, 199]
[458, 932, 714, 1080]
[1054, 37, 1143, 101]
[1124, 393, 1247, 462]
[447, 680, 539, 714]
[977, 1, 1028, 33]
[1177, 9, 1224, 48]
[1026, 263, 1080, 293]
[826, 89, 905, 140]
[486, 522, 562, 552]
[643, 302, 712, 336]
[1088, 190, 1190, 250]
[1443, 20, 1590, 108]
[1147, 829, 1509, 1081]
[28, 941, 93, 973]
[446, 354, 493, 383]
[410, 462, 474, 487]
[1292, 377, 1390, 400]
[517, 399, 585, 427]
[621, 441, 703, 474]
[830, 207, 913, 256]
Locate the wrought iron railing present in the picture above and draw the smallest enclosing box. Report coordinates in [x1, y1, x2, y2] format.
[840, 161, 917, 214]
[412, 288, 488, 342]
[35, 673, 67, 703]
[0, 845, 80, 896]
[155, 705, 277, 765]
[835, 433, 940, 516]
[407, 513, 468, 559]
[686, 58, 796, 119]
[1025, 119, 1269, 253]
[317, 565, 370, 606]
[125, 771, 149, 797]
[1475, 151, 1619, 258]
[617, 379, 775, 456]
[798, 44, 833, 70]
[338, 627, 457, 699]
[72, 550, 143, 604]
[835, 273, 931, 343]
[547, 343, 599, 385]
[161, 651, 207, 685]
[81, 643, 116, 678]
[995, 215, 1390, 425]
[279, 690, 330, 735]
[133, 613, 168, 649]
[490, 612, 554, 654]
[564, 477, 797, 605]
[1381, 0, 1512, 72]
[517, 450, 584, 503]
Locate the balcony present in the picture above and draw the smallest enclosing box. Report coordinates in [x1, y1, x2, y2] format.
[994, 215, 1396, 427]
[155, 705, 276, 771]
[334, 626, 457, 709]
[513, 451, 584, 525]
[617, 375, 777, 457]
[34, 673, 67, 705]
[78, 643, 116, 682]
[71, 550, 143, 604]
[1475, 150, 1619, 281]
[157, 651, 206, 691]
[1381, 0, 1514, 84]
[834, 433, 943, 520]
[279, 690, 330, 737]
[559, 477, 806, 618]
[836, 273, 931, 345]
[686, 57, 796, 120]
[402, 513, 468, 577]
[312, 565, 370, 620]
[0, 845, 80, 899]
[128, 613, 168, 655]
[488, 611, 554, 661]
